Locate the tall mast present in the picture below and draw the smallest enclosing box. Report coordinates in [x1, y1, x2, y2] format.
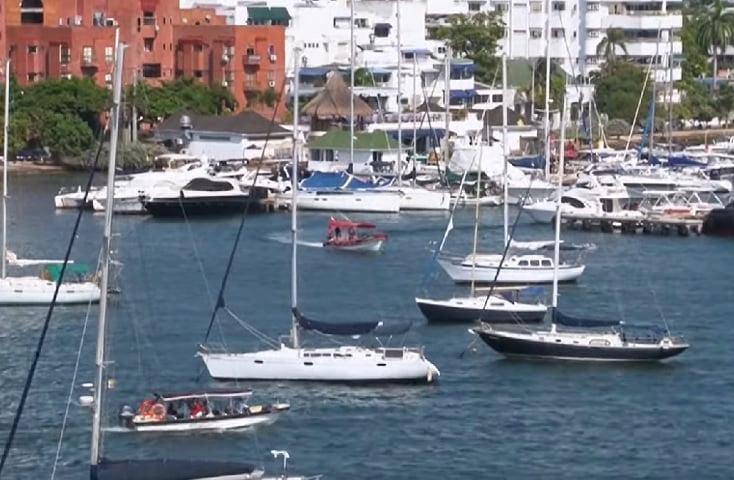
[469, 139, 482, 296]
[543, 0, 551, 180]
[412, 52, 418, 188]
[551, 93, 567, 326]
[349, 0, 354, 172]
[91, 34, 124, 467]
[501, 53, 509, 247]
[1, 58, 10, 280]
[290, 49, 302, 349]
[396, 0, 403, 186]
[442, 45, 451, 166]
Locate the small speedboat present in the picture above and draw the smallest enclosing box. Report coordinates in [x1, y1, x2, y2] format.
[322, 216, 386, 252]
[117, 388, 289, 433]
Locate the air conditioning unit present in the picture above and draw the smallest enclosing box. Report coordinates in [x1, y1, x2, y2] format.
[269, 54, 277, 62]
[105, 18, 118, 26]
[268, 80, 276, 87]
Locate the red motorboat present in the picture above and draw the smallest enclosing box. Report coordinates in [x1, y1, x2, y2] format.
[323, 217, 387, 252]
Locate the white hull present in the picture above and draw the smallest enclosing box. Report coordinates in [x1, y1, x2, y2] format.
[382, 187, 451, 211]
[0, 276, 101, 305]
[295, 191, 401, 213]
[451, 194, 502, 208]
[325, 239, 384, 252]
[198, 345, 439, 383]
[92, 195, 146, 214]
[437, 257, 585, 284]
[522, 202, 598, 224]
[131, 412, 282, 432]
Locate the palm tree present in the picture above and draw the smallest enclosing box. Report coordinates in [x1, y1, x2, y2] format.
[596, 28, 628, 65]
[694, 0, 734, 89]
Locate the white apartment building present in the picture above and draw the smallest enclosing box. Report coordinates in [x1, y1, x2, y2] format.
[426, 0, 683, 85]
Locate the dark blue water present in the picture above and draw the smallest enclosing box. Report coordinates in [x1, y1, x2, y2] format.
[0, 173, 732, 479]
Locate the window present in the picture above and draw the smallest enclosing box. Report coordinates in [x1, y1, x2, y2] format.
[104, 73, 112, 84]
[587, 30, 599, 38]
[194, 43, 204, 52]
[530, 260, 540, 267]
[588, 2, 599, 10]
[82, 46, 93, 63]
[530, 2, 542, 12]
[194, 70, 203, 78]
[246, 46, 255, 56]
[27, 72, 42, 82]
[27, 45, 38, 54]
[144, 38, 154, 52]
[224, 70, 234, 83]
[142, 11, 156, 26]
[245, 73, 256, 88]
[495, 3, 508, 12]
[59, 45, 71, 64]
[468, 3, 481, 11]
[530, 28, 542, 39]
[491, 94, 503, 102]
[518, 260, 529, 266]
[105, 46, 113, 63]
[267, 44, 275, 57]
[374, 23, 391, 38]
[224, 45, 235, 57]
[551, 28, 565, 38]
[142, 63, 161, 78]
[541, 260, 552, 267]
[551, 1, 565, 11]
[267, 70, 276, 82]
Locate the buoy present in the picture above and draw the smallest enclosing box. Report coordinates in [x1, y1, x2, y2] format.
[79, 395, 94, 406]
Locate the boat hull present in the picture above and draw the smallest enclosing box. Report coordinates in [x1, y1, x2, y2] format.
[198, 345, 439, 383]
[143, 196, 257, 217]
[295, 191, 401, 213]
[0, 277, 101, 305]
[702, 207, 734, 236]
[474, 328, 688, 361]
[415, 296, 546, 324]
[92, 196, 147, 214]
[437, 258, 586, 285]
[323, 238, 384, 252]
[130, 411, 284, 432]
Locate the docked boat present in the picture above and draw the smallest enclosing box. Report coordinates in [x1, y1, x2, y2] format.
[295, 171, 401, 213]
[141, 177, 264, 217]
[702, 201, 734, 236]
[54, 185, 103, 210]
[380, 185, 451, 211]
[322, 217, 386, 252]
[416, 288, 547, 324]
[471, 95, 689, 363]
[118, 389, 289, 433]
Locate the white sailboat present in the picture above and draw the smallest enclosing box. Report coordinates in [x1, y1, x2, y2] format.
[90, 41, 313, 480]
[437, 55, 585, 286]
[470, 94, 689, 362]
[198, 49, 439, 383]
[0, 59, 101, 306]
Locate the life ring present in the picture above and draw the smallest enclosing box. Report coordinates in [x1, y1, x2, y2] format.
[150, 403, 166, 420]
[138, 399, 156, 415]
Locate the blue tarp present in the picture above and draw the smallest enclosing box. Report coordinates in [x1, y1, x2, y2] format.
[402, 47, 432, 55]
[509, 155, 545, 169]
[648, 155, 706, 167]
[299, 67, 332, 77]
[450, 62, 475, 73]
[449, 89, 476, 99]
[552, 308, 621, 328]
[300, 172, 379, 190]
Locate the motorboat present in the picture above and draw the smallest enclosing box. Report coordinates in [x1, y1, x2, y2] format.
[141, 177, 264, 217]
[702, 201, 734, 236]
[294, 171, 401, 213]
[118, 389, 289, 433]
[54, 186, 103, 210]
[522, 187, 638, 224]
[416, 287, 547, 324]
[322, 217, 386, 253]
[438, 253, 585, 285]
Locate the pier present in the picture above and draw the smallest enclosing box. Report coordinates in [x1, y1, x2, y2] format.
[561, 213, 703, 237]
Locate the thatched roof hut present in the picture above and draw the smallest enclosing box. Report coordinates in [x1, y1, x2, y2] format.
[301, 71, 374, 130]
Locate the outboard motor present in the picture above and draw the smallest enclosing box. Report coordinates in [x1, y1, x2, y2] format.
[118, 405, 135, 429]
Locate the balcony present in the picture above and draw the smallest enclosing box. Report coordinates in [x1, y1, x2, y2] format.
[243, 54, 261, 66]
[80, 53, 98, 68]
[140, 15, 158, 38]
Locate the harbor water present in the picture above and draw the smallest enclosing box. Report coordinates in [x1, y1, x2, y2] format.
[0, 173, 732, 479]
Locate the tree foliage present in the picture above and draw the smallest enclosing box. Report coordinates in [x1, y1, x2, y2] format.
[596, 28, 629, 64]
[126, 77, 237, 124]
[605, 118, 631, 138]
[353, 68, 375, 87]
[529, 60, 566, 113]
[428, 12, 505, 83]
[594, 61, 652, 124]
[692, 0, 734, 88]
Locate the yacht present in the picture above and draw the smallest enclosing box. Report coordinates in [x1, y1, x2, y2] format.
[438, 253, 585, 285]
[141, 177, 259, 217]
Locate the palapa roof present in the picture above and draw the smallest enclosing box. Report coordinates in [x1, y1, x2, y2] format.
[301, 71, 374, 119]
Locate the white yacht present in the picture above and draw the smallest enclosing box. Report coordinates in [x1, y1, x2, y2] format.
[438, 253, 585, 285]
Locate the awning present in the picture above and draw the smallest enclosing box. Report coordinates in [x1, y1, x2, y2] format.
[402, 47, 432, 55]
[247, 6, 291, 24]
[374, 22, 392, 29]
[299, 66, 331, 77]
[367, 67, 391, 75]
[450, 62, 476, 73]
[449, 89, 476, 99]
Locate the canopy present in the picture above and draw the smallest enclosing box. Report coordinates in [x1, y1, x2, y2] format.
[154, 388, 253, 402]
[552, 308, 621, 328]
[91, 458, 260, 480]
[327, 216, 375, 230]
[300, 171, 379, 191]
[43, 263, 91, 281]
[293, 308, 412, 336]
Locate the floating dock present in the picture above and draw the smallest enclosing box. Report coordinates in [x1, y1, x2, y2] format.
[561, 213, 703, 237]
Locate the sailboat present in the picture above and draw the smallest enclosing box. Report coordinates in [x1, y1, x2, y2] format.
[197, 49, 440, 383]
[416, 129, 547, 324]
[469, 94, 689, 362]
[0, 59, 101, 306]
[437, 54, 585, 286]
[91, 41, 313, 480]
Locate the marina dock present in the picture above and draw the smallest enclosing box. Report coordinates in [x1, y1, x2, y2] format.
[561, 213, 704, 237]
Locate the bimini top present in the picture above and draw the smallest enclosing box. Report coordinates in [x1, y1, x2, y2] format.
[43, 263, 91, 282]
[153, 388, 253, 402]
[327, 216, 375, 230]
[293, 308, 412, 336]
[182, 177, 235, 192]
[552, 308, 621, 328]
[90, 458, 260, 480]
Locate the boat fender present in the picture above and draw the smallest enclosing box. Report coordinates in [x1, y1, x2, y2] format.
[426, 368, 433, 383]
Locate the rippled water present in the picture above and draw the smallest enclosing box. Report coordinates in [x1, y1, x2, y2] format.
[0, 173, 732, 479]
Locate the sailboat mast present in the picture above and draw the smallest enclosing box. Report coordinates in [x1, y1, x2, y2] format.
[396, 0, 403, 186]
[290, 49, 302, 350]
[552, 93, 567, 314]
[1, 58, 9, 280]
[442, 45, 450, 165]
[91, 36, 124, 467]
[543, 0, 551, 181]
[412, 53, 417, 188]
[469, 140, 482, 295]
[501, 53, 509, 247]
[349, 0, 354, 171]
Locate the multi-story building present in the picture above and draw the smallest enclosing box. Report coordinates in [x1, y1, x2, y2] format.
[4, 0, 287, 115]
[426, 0, 683, 85]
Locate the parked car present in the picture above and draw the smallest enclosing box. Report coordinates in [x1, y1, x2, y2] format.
[13, 148, 48, 162]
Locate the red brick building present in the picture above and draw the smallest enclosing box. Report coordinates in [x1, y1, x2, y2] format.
[3, 0, 287, 116]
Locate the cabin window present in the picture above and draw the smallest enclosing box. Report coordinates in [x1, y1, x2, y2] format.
[562, 196, 587, 208]
[304, 361, 313, 366]
[530, 260, 541, 267]
[518, 260, 529, 266]
[541, 260, 552, 267]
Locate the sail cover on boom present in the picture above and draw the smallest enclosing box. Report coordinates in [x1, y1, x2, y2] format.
[552, 308, 621, 328]
[292, 308, 412, 336]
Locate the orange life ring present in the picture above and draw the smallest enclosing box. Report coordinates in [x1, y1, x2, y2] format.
[138, 399, 155, 415]
[150, 403, 166, 420]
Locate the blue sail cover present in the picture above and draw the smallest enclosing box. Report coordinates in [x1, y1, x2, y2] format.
[552, 308, 621, 328]
[509, 155, 545, 169]
[90, 458, 259, 480]
[299, 172, 379, 191]
[647, 155, 706, 167]
[293, 308, 412, 336]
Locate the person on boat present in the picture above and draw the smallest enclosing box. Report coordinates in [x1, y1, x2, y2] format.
[348, 228, 356, 241]
[190, 400, 204, 418]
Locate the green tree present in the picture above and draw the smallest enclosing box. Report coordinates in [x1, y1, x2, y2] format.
[713, 83, 734, 126]
[529, 59, 566, 113]
[259, 87, 279, 108]
[594, 61, 652, 124]
[677, 80, 716, 124]
[428, 12, 505, 83]
[694, 0, 734, 89]
[596, 28, 629, 64]
[681, 9, 710, 81]
[605, 118, 631, 139]
[352, 68, 375, 87]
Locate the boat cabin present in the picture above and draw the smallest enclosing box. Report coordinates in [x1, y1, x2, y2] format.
[325, 217, 378, 243]
[41, 263, 94, 283]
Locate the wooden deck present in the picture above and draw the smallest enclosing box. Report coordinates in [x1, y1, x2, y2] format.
[561, 213, 703, 237]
